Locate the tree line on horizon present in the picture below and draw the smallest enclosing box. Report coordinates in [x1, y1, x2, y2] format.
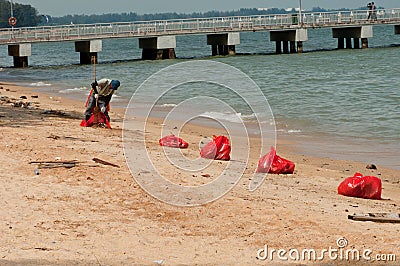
[0, 0, 383, 28]
[0, 0, 41, 27]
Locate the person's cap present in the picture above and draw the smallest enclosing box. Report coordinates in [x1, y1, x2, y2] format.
[110, 80, 120, 90]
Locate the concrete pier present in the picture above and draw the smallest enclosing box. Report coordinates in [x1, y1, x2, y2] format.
[270, 29, 308, 54]
[395, 25, 400, 34]
[207, 33, 240, 56]
[332, 26, 373, 49]
[139, 36, 176, 60]
[8, 43, 31, 68]
[75, 40, 102, 64]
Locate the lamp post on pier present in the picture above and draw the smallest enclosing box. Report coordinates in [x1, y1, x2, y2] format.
[10, 0, 14, 17]
[9, 0, 16, 36]
[299, 0, 303, 25]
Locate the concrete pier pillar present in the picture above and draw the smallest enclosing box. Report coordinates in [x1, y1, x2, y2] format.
[361, 38, 369, 49]
[395, 25, 400, 34]
[139, 36, 176, 60]
[345, 38, 352, 49]
[333, 26, 372, 50]
[218, 45, 226, 55]
[282, 41, 289, 54]
[354, 38, 360, 49]
[275, 42, 282, 54]
[207, 33, 240, 56]
[338, 38, 345, 49]
[297, 41, 303, 53]
[8, 43, 31, 68]
[270, 29, 308, 54]
[290, 41, 296, 53]
[211, 45, 218, 56]
[75, 40, 102, 64]
[228, 45, 236, 56]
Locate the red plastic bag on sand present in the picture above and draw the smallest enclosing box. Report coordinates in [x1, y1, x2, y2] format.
[200, 135, 231, 161]
[80, 90, 111, 129]
[257, 146, 295, 174]
[80, 113, 111, 129]
[159, 135, 189, 149]
[338, 172, 382, 200]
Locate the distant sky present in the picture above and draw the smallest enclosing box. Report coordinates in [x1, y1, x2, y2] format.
[11, 1, 399, 16]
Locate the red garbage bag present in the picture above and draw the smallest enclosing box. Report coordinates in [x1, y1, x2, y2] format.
[257, 146, 295, 174]
[338, 172, 382, 200]
[159, 135, 189, 149]
[200, 135, 231, 161]
[80, 90, 111, 129]
[80, 112, 111, 129]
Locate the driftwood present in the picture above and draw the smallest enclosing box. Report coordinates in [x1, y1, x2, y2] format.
[92, 158, 120, 168]
[348, 213, 400, 223]
[30, 160, 78, 169]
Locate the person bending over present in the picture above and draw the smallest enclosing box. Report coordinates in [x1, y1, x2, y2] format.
[85, 78, 120, 122]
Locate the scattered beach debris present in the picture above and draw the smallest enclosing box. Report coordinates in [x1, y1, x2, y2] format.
[47, 134, 61, 140]
[92, 158, 120, 168]
[0, 95, 38, 109]
[42, 109, 67, 116]
[366, 164, 377, 170]
[348, 213, 400, 223]
[153, 259, 164, 265]
[29, 160, 78, 169]
[42, 109, 82, 119]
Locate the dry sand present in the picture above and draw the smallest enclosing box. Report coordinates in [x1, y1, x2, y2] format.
[0, 83, 399, 265]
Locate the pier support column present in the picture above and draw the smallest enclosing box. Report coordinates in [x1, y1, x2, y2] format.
[8, 43, 31, 68]
[290, 41, 296, 53]
[75, 40, 102, 64]
[354, 38, 360, 49]
[139, 36, 176, 60]
[361, 38, 369, 49]
[270, 29, 308, 54]
[275, 42, 282, 54]
[333, 26, 372, 50]
[338, 38, 345, 49]
[297, 41, 303, 53]
[282, 41, 289, 54]
[395, 25, 400, 34]
[345, 38, 352, 49]
[207, 32, 240, 56]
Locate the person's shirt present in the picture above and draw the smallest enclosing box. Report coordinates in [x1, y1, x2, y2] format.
[96, 79, 114, 97]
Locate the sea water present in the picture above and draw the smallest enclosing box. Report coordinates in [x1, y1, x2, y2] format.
[0, 25, 399, 169]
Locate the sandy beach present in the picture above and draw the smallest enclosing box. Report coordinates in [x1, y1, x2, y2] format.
[0, 83, 399, 265]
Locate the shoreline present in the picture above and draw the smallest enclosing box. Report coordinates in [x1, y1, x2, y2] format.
[1, 82, 399, 265]
[33, 80, 400, 171]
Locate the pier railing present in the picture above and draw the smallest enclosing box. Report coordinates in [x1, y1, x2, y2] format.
[1, 8, 400, 44]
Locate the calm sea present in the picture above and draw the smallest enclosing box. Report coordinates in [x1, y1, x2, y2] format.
[1, 25, 399, 169]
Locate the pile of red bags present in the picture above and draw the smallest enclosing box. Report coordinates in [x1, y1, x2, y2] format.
[338, 172, 382, 200]
[200, 135, 231, 161]
[257, 146, 295, 174]
[159, 135, 189, 149]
